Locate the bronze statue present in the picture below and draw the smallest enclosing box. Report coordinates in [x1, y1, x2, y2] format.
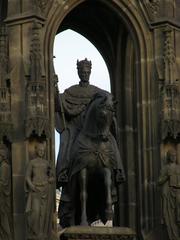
[25, 143, 54, 240]
[158, 150, 180, 240]
[55, 59, 125, 227]
[0, 143, 12, 240]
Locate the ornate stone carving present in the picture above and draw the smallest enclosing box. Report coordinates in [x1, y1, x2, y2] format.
[0, 24, 12, 140]
[25, 142, 54, 240]
[33, 0, 51, 15]
[163, 27, 177, 85]
[160, 26, 180, 140]
[36, 0, 48, 11]
[160, 84, 180, 139]
[147, 0, 160, 16]
[141, 0, 161, 21]
[0, 25, 8, 80]
[0, 143, 13, 240]
[158, 150, 180, 240]
[26, 22, 49, 137]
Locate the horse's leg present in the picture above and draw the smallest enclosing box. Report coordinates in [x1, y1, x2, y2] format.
[103, 168, 113, 220]
[79, 168, 88, 226]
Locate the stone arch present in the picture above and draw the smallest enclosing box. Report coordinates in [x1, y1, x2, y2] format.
[45, 1, 151, 65]
[43, 0, 158, 237]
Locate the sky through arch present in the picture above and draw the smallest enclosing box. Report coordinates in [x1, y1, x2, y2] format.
[53, 29, 111, 159]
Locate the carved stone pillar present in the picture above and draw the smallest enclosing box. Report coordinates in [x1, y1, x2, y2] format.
[0, 22, 13, 240]
[0, 24, 13, 141]
[147, 1, 180, 239]
[160, 26, 180, 140]
[0, 143, 13, 240]
[5, 0, 56, 239]
[25, 21, 49, 138]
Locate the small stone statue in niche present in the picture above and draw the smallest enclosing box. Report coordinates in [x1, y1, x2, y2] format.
[158, 150, 180, 240]
[25, 142, 54, 240]
[0, 143, 12, 240]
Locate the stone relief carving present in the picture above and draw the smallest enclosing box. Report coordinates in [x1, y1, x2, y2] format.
[0, 143, 12, 240]
[160, 84, 180, 139]
[140, 0, 161, 21]
[158, 150, 180, 240]
[163, 27, 178, 85]
[26, 22, 49, 137]
[25, 142, 54, 240]
[147, 0, 160, 16]
[36, 0, 48, 11]
[0, 24, 12, 140]
[160, 26, 180, 140]
[33, 0, 52, 15]
[0, 25, 8, 73]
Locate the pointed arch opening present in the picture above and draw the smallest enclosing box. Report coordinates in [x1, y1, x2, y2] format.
[53, 0, 138, 229]
[45, 0, 158, 236]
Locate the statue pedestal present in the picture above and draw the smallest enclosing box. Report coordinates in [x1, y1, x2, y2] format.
[59, 226, 136, 240]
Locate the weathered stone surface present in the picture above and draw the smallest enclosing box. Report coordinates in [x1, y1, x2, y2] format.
[59, 226, 136, 240]
[25, 143, 55, 240]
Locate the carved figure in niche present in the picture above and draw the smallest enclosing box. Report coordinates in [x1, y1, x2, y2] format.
[0, 143, 12, 240]
[158, 150, 180, 240]
[25, 143, 54, 240]
[55, 59, 125, 227]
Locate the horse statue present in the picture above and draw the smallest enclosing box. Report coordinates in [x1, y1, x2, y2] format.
[58, 92, 125, 227]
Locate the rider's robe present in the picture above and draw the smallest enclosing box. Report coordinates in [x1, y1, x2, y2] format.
[55, 83, 106, 185]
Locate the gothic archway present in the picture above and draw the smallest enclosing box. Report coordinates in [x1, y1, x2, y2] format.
[44, 0, 158, 238]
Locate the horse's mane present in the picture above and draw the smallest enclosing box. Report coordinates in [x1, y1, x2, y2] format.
[82, 91, 114, 139]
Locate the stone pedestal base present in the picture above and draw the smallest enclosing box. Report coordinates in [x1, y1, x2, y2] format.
[59, 226, 136, 240]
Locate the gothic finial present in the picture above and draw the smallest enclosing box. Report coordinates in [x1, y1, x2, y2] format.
[30, 22, 42, 82]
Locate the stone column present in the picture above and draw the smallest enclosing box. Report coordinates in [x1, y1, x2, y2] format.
[5, 0, 55, 239]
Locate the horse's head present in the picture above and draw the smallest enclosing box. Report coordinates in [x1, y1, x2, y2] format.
[82, 91, 115, 139]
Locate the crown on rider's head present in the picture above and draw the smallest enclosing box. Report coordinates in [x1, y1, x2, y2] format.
[77, 58, 92, 70]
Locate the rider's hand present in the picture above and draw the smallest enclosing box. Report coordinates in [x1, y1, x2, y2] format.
[58, 170, 68, 183]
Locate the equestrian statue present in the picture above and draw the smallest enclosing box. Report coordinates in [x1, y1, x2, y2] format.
[55, 58, 125, 227]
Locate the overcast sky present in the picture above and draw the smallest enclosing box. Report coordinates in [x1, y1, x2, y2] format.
[53, 29, 110, 159]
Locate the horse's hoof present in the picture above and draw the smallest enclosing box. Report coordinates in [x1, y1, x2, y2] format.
[105, 209, 113, 220]
[80, 221, 89, 226]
